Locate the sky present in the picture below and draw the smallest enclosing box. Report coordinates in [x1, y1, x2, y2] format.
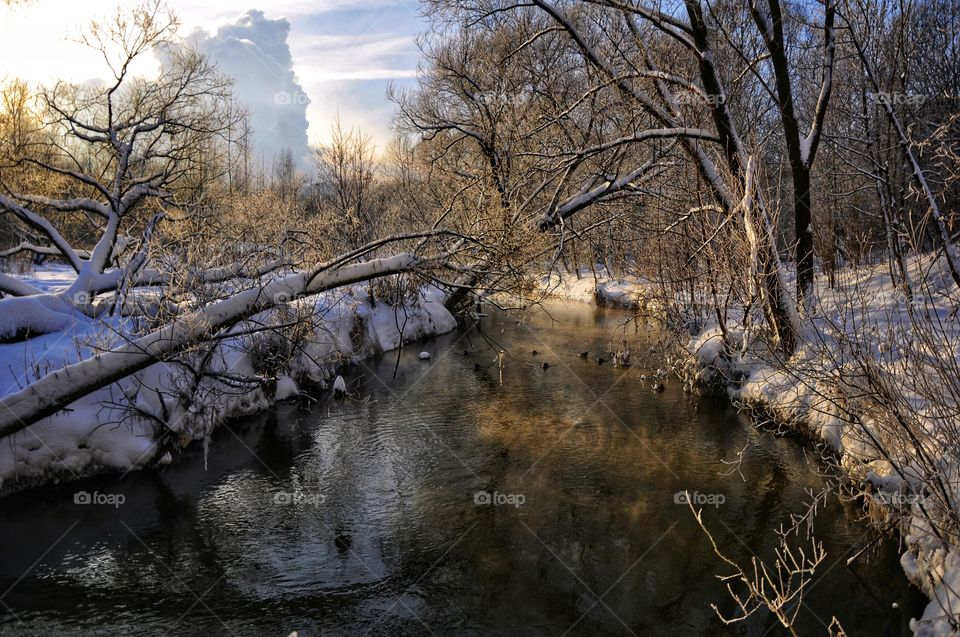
[0, 0, 427, 168]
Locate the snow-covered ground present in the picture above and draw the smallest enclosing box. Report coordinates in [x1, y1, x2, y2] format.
[0, 267, 456, 493]
[696, 256, 960, 637]
[548, 255, 960, 636]
[536, 266, 655, 310]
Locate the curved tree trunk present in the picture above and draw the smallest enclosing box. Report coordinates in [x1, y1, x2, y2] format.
[0, 252, 420, 438]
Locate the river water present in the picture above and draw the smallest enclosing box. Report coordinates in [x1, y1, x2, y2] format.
[0, 301, 925, 636]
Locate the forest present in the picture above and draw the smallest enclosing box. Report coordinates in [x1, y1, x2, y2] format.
[0, 0, 959, 634]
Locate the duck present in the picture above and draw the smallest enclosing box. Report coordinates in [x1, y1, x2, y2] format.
[541, 362, 550, 370]
[531, 349, 540, 356]
[597, 357, 606, 365]
[334, 528, 352, 553]
[578, 351, 588, 359]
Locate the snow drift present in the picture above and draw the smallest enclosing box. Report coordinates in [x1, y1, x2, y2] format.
[0, 275, 456, 493]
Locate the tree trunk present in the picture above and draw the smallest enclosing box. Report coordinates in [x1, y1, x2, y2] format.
[0, 253, 420, 437]
[793, 165, 814, 308]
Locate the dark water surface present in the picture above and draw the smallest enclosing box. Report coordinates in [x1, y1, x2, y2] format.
[0, 302, 925, 636]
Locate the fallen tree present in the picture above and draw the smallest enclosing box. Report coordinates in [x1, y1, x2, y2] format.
[0, 250, 426, 438]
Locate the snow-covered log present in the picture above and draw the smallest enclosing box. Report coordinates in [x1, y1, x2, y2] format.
[0, 252, 420, 438]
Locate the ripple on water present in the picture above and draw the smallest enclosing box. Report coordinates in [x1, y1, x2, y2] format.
[0, 301, 929, 636]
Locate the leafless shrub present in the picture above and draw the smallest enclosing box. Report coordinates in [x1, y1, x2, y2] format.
[688, 498, 836, 636]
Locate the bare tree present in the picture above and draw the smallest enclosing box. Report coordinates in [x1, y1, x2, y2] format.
[312, 117, 380, 251]
[689, 499, 833, 636]
[0, 1, 241, 336]
[743, 0, 837, 306]
[839, 0, 960, 289]
[417, 0, 803, 351]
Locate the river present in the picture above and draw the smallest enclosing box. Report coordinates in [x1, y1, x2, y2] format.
[0, 301, 925, 635]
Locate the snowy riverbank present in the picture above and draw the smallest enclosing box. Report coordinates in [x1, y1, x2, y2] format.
[544, 256, 960, 636]
[0, 267, 457, 494]
[704, 256, 960, 637]
[536, 266, 655, 310]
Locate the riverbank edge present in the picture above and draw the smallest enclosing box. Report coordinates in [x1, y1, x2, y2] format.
[539, 265, 959, 637]
[534, 267, 655, 310]
[0, 285, 458, 496]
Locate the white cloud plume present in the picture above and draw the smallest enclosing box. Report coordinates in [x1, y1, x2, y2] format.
[189, 10, 312, 170]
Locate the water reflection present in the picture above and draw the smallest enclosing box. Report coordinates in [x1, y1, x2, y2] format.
[0, 302, 924, 636]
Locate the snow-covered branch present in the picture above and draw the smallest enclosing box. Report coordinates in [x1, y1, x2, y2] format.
[539, 155, 667, 229]
[7, 193, 111, 219]
[0, 272, 44, 297]
[0, 241, 91, 261]
[0, 252, 421, 438]
[0, 194, 84, 272]
[803, 0, 836, 167]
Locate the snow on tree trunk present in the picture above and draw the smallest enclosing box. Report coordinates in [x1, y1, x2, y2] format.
[0, 253, 419, 438]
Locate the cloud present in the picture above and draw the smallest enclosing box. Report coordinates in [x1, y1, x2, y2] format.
[176, 4, 426, 151]
[0, 1, 427, 157]
[295, 34, 418, 82]
[189, 10, 312, 170]
[288, 8, 425, 148]
[307, 69, 418, 82]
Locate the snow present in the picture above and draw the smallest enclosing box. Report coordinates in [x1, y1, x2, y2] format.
[275, 375, 300, 401]
[537, 265, 655, 310]
[550, 253, 960, 635]
[0, 264, 93, 340]
[799, 135, 812, 167]
[0, 267, 456, 493]
[694, 255, 960, 636]
[0, 294, 84, 341]
[4, 262, 76, 292]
